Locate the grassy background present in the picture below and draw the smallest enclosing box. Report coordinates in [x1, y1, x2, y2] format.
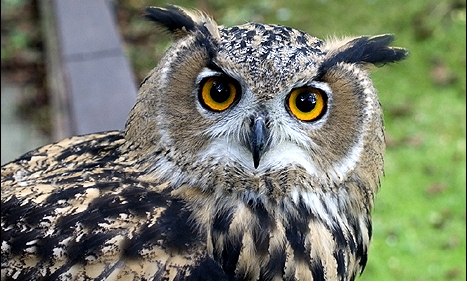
[2, 0, 466, 280]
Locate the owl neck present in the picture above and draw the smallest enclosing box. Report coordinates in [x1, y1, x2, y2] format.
[133, 146, 372, 279]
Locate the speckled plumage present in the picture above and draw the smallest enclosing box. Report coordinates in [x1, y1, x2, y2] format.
[1, 6, 407, 281]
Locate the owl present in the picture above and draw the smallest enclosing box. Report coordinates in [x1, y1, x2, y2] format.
[1, 5, 407, 281]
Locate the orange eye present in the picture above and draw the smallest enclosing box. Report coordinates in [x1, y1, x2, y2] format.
[287, 87, 326, 121]
[199, 77, 239, 111]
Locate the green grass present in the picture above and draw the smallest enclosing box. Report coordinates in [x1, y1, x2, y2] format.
[117, 0, 465, 280]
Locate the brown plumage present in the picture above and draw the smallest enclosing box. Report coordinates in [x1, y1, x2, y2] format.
[1, 6, 407, 281]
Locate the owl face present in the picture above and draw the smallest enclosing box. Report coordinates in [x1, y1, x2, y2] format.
[126, 6, 406, 197]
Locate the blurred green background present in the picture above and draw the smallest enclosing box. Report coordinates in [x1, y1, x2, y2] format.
[2, 0, 466, 280]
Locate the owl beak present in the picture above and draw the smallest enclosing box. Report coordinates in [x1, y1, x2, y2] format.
[250, 116, 269, 169]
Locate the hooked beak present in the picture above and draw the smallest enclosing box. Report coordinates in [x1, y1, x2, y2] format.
[250, 116, 269, 169]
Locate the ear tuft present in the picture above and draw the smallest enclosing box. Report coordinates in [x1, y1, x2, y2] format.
[351, 34, 408, 65]
[145, 5, 219, 39]
[319, 34, 408, 76]
[145, 6, 195, 37]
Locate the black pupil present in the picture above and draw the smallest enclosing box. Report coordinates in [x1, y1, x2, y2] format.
[210, 79, 231, 103]
[296, 91, 317, 112]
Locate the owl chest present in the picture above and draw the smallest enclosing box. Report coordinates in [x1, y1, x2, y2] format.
[189, 193, 368, 280]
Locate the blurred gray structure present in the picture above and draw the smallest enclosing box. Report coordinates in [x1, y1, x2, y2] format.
[1, 0, 137, 164]
[42, 0, 137, 140]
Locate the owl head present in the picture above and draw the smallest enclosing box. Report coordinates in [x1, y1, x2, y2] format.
[125, 6, 407, 205]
